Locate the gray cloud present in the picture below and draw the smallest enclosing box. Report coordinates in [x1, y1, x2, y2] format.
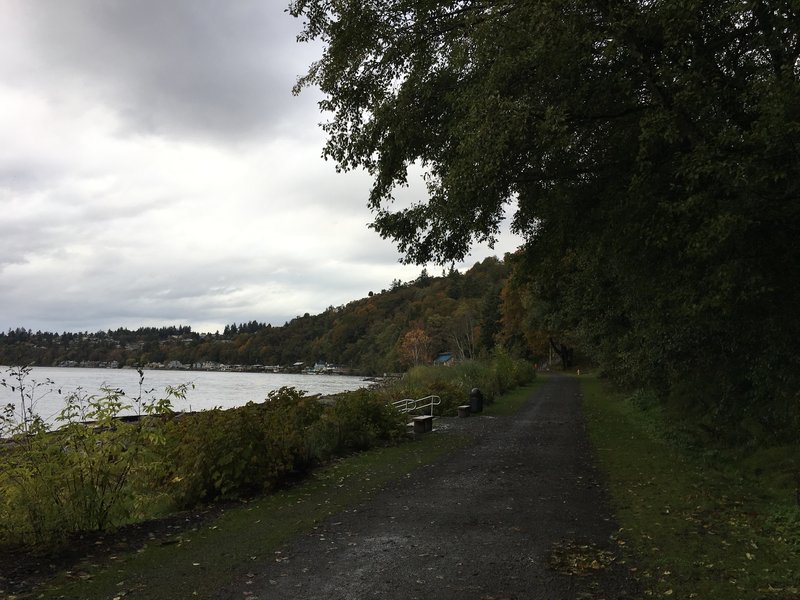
[0, 2, 522, 334]
[14, 0, 320, 143]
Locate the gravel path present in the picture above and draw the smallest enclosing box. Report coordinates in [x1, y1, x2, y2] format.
[216, 375, 638, 600]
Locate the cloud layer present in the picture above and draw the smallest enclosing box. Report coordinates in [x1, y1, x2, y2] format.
[0, 0, 522, 333]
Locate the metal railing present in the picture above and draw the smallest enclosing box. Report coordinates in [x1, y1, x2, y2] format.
[391, 397, 417, 414]
[391, 394, 441, 417]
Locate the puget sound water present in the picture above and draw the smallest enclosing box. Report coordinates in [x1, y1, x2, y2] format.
[0, 366, 372, 424]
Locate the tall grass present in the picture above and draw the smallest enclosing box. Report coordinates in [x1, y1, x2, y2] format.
[373, 351, 537, 415]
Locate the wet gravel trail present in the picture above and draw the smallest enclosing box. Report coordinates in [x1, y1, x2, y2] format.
[216, 375, 638, 600]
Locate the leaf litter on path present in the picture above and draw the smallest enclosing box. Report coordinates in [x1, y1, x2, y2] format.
[547, 539, 617, 576]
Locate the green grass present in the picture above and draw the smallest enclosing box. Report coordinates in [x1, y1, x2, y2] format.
[30, 432, 468, 600]
[580, 375, 800, 599]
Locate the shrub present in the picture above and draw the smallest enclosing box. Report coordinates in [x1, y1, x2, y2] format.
[264, 388, 328, 469]
[0, 420, 65, 545]
[383, 355, 536, 414]
[0, 377, 179, 545]
[164, 389, 312, 507]
[164, 387, 404, 507]
[326, 389, 406, 451]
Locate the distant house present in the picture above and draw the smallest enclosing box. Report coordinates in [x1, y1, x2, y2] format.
[433, 352, 455, 366]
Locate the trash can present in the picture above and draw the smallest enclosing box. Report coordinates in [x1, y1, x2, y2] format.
[469, 387, 483, 413]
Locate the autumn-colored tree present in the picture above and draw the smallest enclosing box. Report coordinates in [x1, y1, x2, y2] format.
[497, 276, 550, 363]
[398, 328, 433, 368]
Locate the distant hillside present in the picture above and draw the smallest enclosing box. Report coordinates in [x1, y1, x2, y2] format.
[0, 257, 548, 374]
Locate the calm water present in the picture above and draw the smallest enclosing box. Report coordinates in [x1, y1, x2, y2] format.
[0, 366, 371, 423]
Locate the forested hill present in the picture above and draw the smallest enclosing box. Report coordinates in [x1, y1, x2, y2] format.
[0, 257, 546, 375]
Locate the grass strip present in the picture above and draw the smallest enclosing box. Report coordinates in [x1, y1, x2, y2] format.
[32, 432, 468, 600]
[580, 375, 799, 599]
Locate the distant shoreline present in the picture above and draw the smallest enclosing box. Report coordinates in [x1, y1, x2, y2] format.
[51, 361, 358, 376]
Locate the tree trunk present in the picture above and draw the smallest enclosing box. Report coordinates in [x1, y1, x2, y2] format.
[549, 338, 574, 369]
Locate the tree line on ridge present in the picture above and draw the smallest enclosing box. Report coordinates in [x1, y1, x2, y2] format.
[0, 257, 560, 374]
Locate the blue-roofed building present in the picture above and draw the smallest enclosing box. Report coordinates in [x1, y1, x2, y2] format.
[433, 352, 454, 366]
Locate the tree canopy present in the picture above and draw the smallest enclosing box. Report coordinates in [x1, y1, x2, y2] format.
[290, 0, 800, 438]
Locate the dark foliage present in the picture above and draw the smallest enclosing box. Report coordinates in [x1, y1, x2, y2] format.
[289, 0, 800, 439]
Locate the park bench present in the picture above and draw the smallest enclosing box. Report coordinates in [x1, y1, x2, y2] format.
[392, 395, 440, 434]
[411, 414, 434, 433]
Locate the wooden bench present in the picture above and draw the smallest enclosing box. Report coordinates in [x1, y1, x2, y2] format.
[457, 404, 471, 418]
[411, 414, 434, 433]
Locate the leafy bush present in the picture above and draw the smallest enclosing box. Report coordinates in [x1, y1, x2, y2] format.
[384, 354, 536, 414]
[483, 348, 537, 401]
[164, 387, 405, 507]
[165, 388, 318, 506]
[0, 371, 180, 545]
[0, 419, 64, 545]
[166, 405, 279, 506]
[325, 389, 406, 451]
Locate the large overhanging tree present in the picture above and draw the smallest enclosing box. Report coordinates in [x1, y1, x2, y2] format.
[290, 0, 800, 437]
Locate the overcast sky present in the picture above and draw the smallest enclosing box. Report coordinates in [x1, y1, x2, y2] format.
[0, 0, 522, 334]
